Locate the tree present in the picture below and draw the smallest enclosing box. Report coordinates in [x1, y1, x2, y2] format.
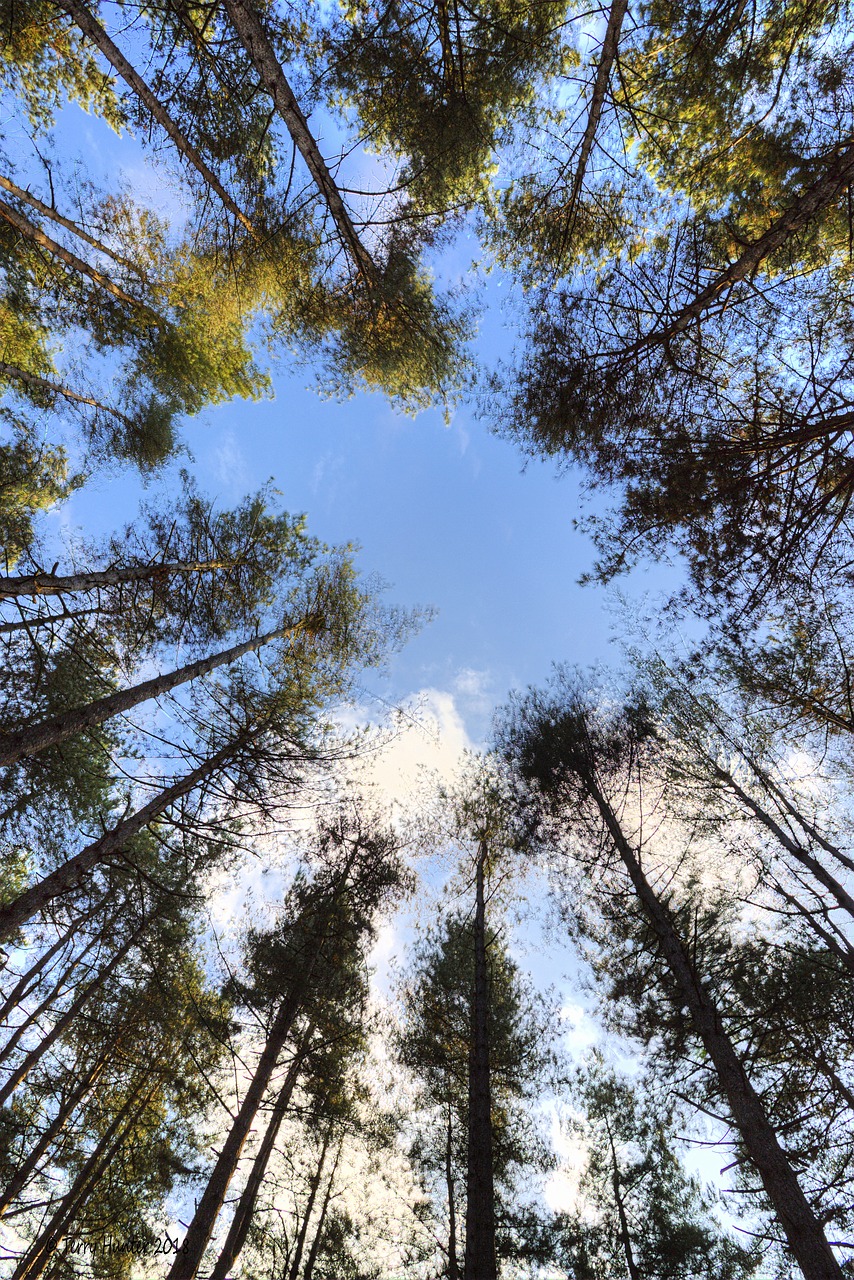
[559, 1054, 760, 1280]
[497, 669, 848, 1279]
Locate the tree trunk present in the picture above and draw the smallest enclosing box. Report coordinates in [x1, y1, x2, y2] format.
[0, 927, 104, 1071]
[463, 837, 497, 1280]
[0, 726, 257, 943]
[562, 0, 627, 246]
[0, 926, 142, 1107]
[0, 559, 239, 601]
[0, 174, 144, 275]
[301, 1139, 342, 1280]
[287, 1129, 333, 1280]
[10, 1076, 156, 1280]
[0, 196, 159, 317]
[55, 0, 255, 236]
[0, 615, 314, 768]
[221, 0, 377, 284]
[209, 1042, 308, 1280]
[0, 361, 137, 429]
[629, 138, 854, 354]
[167, 985, 315, 1279]
[0, 606, 98, 636]
[0, 900, 103, 1027]
[605, 1119, 640, 1280]
[0, 1047, 110, 1215]
[585, 772, 845, 1280]
[445, 1100, 460, 1280]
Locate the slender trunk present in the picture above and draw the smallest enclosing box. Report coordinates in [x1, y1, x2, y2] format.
[0, 901, 102, 1027]
[0, 174, 144, 275]
[54, 0, 255, 236]
[0, 1048, 110, 1215]
[0, 361, 137, 429]
[287, 1130, 333, 1280]
[0, 559, 239, 601]
[586, 772, 845, 1280]
[301, 1139, 342, 1280]
[167, 985, 313, 1279]
[711, 762, 854, 922]
[463, 837, 497, 1280]
[562, 0, 627, 245]
[0, 928, 104, 1071]
[10, 1075, 156, 1280]
[0, 197, 159, 317]
[221, 0, 377, 284]
[0, 727, 256, 943]
[169, 852, 359, 1280]
[0, 607, 98, 636]
[0, 616, 314, 768]
[0, 927, 142, 1107]
[629, 138, 854, 354]
[209, 1043, 308, 1280]
[605, 1120, 640, 1280]
[445, 1100, 460, 1280]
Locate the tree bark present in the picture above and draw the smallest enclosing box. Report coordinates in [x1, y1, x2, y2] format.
[0, 196, 159, 318]
[0, 559, 238, 601]
[221, 0, 378, 284]
[445, 1100, 460, 1280]
[287, 1129, 333, 1280]
[0, 727, 257, 943]
[0, 616, 315, 768]
[605, 1118, 640, 1280]
[585, 771, 845, 1280]
[0, 1047, 109, 1215]
[301, 1138, 342, 1280]
[167, 989, 312, 1280]
[628, 139, 854, 355]
[562, 0, 627, 249]
[54, 0, 255, 236]
[463, 837, 497, 1280]
[0, 606, 98, 636]
[209, 1043, 307, 1280]
[0, 174, 143, 275]
[0, 926, 142, 1107]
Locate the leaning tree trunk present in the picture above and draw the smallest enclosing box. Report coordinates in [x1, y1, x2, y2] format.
[0, 723, 260, 943]
[0, 615, 313, 767]
[287, 1129, 333, 1280]
[0, 558, 239, 601]
[463, 837, 497, 1280]
[209, 1038, 310, 1280]
[301, 1139, 343, 1280]
[585, 771, 845, 1280]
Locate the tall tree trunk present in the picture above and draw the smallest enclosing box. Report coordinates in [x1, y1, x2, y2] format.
[445, 1100, 460, 1280]
[10, 1075, 156, 1280]
[209, 1042, 309, 1280]
[221, 0, 378, 285]
[287, 1129, 333, 1280]
[463, 837, 497, 1280]
[0, 926, 143, 1107]
[168, 850, 359, 1280]
[605, 1118, 640, 1280]
[0, 174, 144, 275]
[0, 361, 138, 430]
[561, 0, 627, 250]
[301, 1139, 343, 1280]
[0, 615, 315, 768]
[167, 981, 316, 1279]
[0, 606, 98, 636]
[54, 0, 255, 236]
[0, 900, 103, 1027]
[0, 559, 240, 601]
[585, 771, 845, 1280]
[0, 197, 159, 316]
[629, 138, 854, 354]
[0, 1047, 110, 1215]
[0, 725, 259, 943]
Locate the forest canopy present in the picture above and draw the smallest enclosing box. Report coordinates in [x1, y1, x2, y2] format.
[1, 1, 854, 1278]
